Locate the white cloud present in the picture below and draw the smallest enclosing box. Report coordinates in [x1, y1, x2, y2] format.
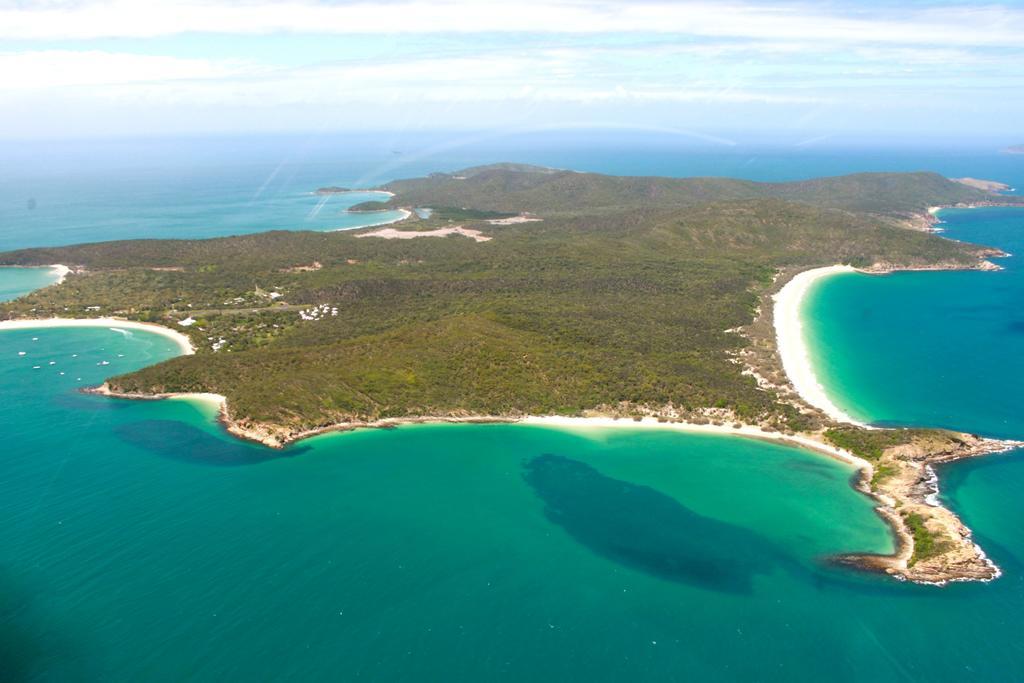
[1, 0, 1023, 48]
[0, 50, 248, 89]
[1, 2, 1021, 139]
[4, 49, 815, 107]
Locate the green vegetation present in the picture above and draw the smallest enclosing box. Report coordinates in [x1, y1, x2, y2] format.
[870, 463, 899, 487]
[426, 206, 518, 221]
[0, 165, 1002, 435]
[383, 163, 1020, 216]
[823, 425, 969, 464]
[347, 201, 393, 212]
[904, 512, 950, 566]
[822, 426, 925, 461]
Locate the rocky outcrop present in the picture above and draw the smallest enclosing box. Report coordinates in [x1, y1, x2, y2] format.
[837, 432, 1019, 584]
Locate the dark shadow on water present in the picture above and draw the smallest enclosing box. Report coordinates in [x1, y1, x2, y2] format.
[522, 454, 782, 594]
[52, 390, 135, 413]
[780, 457, 841, 481]
[523, 454, 918, 597]
[115, 419, 308, 466]
[0, 568, 92, 682]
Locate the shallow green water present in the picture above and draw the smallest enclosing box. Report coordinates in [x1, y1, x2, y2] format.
[0, 267, 60, 302]
[6, 325, 1024, 681]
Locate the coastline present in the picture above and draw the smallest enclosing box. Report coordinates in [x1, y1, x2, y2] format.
[772, 252, 1008, 428]
[315, 188, 396, 198]
[768, 251, 1024, 584]
[90, 379, 1022, 584]
[520, 415, 872, 469]
[50, 264, 71, 284]
[87, 382, 873, 470]
[0, 317, 195, 355]
[333, 208, 412, 231]
[913, 200, 1024, 232]
[0, 263, 70, 286]
[772, 266, 865, 426]
[9, 215, 1022, 585]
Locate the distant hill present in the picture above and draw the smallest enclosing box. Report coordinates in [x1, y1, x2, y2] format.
[383, 164, 1005, 217]
[1003, 145, 1024, 155]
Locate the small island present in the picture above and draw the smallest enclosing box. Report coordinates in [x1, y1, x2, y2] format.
[1002, 145, 1024, 155]
[2, 163, 1023, 586]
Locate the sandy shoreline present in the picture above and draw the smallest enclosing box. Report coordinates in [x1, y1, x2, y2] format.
[85, 383, 875, 477]
[0, 313, 868, 477]
[519, 415, 872, 471]
[50, 264, 71, 284]
[7, 255, 1018, 585]
[773, 255, 1008, 426]
[0, 317, 195, 355]
[0, 263, 70, 285]
[773, 266, 866, 426]
[334, 208, 412, 231]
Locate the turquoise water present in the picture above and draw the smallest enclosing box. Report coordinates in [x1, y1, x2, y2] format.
[11, 324, 1024, 681]
[0, 169, 403, 249]
[3, 133, 1023, 250]
[805, 205, 1024, 439]
[8, 326, 1024, 680]
[6, 138, 1024, 680]
[0, 267, 60, 302]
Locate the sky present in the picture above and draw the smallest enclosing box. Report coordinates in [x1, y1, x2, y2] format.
[1, 0, 1023, 144]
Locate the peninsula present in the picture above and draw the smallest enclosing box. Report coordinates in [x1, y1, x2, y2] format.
[2, 164, 1022, 585]
[952, 177, 1012, 193]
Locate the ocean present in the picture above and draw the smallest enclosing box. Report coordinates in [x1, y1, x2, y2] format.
[805, 205, 1024, 440]
[0, 267, 61, 302]
[2, 133, 1024, 681]
[2, 132, 1022, 250]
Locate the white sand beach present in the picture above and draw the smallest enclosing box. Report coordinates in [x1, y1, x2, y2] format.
[772, 266, 866, 426]
[334, 208, 412, 231]
[0, 317, 195, 355]
[519, 415, 871, 472]
[168, 392, 227, 408]
[50, 264, 71, 284]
